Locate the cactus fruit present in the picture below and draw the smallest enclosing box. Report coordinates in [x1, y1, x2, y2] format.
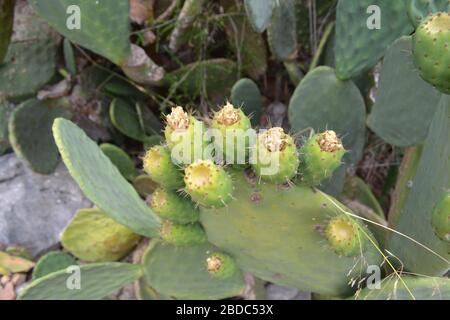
[325, 215, 368, 257]
[299, 131, 345, 186]
[164, 107, 211, 165]
[413, 12, 450, 94]
[211, 102, 252, 164]
[143, 145, 184, 190]
[184, 160, 233, 208]
[206, 252, 238, 279]
[149, 187, 200, 224]
[160, 221, 207, 246]
[252, 127, 299, 184]
[431, 194, 450, 242]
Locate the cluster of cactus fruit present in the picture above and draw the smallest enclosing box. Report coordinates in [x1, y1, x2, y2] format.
[1, 0, 450, 300]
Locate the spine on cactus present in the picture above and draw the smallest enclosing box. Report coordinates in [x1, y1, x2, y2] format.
[143, 145, 184, 190]
[149, 187, 199, 224]
[211, 102, 252, 165]
[299, 131, 345, 186]
[160, 220, 207, 246]
[206, 252, 238, 279]
[251, 127, 299, 184]
[184, 160, 234, 208]
[413, 12, 450, 94]
[164, 106, 211, 165]
[325, 215, 368, 257]
[431, 193, 450, 242]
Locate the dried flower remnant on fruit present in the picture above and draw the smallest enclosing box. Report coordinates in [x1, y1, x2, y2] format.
[317, 131, 343, 153]
[216, 102, 240, 126]
[166, 107, 189, 130]
[263, 127, 288, 152]
[206, 255, 223, 273]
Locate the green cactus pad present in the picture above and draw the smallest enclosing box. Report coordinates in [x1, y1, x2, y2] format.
[53, 118, 161, 237]
[166, 59, 237, 99]
[413, 12, 450, 94]
[388, 96, 450, 275]
[32, 252, 77, 280]
[150, 187, 199, 224]
[354, 276, 450, 300]
[267, 0, 298, 61]
[0, 0, 14, 64]
[201, 171, 383, 296]
[30, 0, 131, 65]
[288, 67, 366, 195]
[230, 78, 263, 126]
[164, 107, 211, 165]
[110, 99, 147, 142]
[367, 37, 441, 147]
[184, 160, 234, 208]
[61, 208, 141, 262]
[431, 194, 450, 242]
[142, 241, 246, 299]
[335, 0, 413, 80]
[9, 99, 71, 174]
[160, 221, 207, 246]
[299, 131, 345, 186]
[100, 143, 137, 181]
[0, 39, 57, 99]
[206, 252, 238, 279]
[244, 0, 275, 33]
[18, 263, 142, 300]
[143, 145, 184, 190]
[252, 127, 299, 184]
[408, 0, 450, 27]
[211, 102, 252, 164]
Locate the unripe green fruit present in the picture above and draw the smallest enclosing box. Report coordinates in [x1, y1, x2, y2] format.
[160, 220, 207, 246]
[251, 127, 299, 184]
[299, 131, 345, 186]
[149, 188, 199, 224]
[184, 160, 234, 208]
[325, 215, 367, 257]
[143, 145, 184, 190]
[211, 102, 252, 164]
[164, 107, 211, 165]
[206, 252, 238, 279]
[413, 12, 450, 94]
[431, 194, 450, 242]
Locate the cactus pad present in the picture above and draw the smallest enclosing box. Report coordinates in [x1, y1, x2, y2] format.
[230, 78, 263, 126]
[244, 0, 275, 33]
[61, 208, 141, 262]
[201, 171, 383, 296]
[335, 0, 413, 80]
[18, 263, 142, 300]
[354, 276, 450, 300]
[32, 252, 77, 280]
[0, 39, 57, 99]
[142, 241, 246, 299]
[110, 99, 147, 142]
[53, 118, 161, 237]
[387, 96, 450, 275]
[9, 99, 71, 174]
[30, 0, 131, 65]
[367, 36, 441, 147]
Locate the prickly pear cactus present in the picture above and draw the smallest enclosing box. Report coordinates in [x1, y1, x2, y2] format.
[32, 252, 77, 280]
[408, 0, 450, 27]
[0, 0, 14, 64]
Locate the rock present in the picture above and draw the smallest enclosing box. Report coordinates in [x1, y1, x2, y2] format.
[0, 154, 91, 257]
[266, 284, 311, 300]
